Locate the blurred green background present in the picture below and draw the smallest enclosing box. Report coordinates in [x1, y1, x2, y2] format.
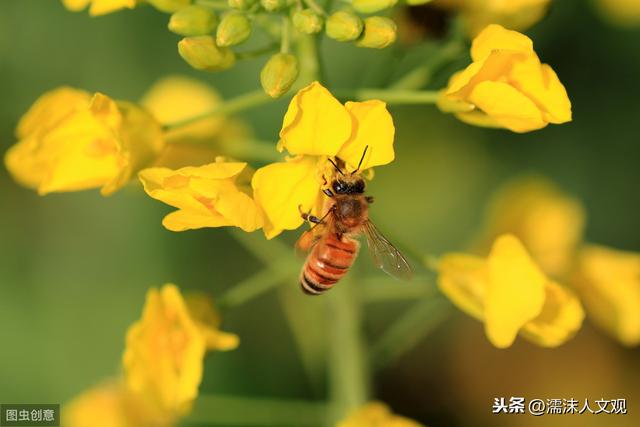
[1, 1, 639, 426]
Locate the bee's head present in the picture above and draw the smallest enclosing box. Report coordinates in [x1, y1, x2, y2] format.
[331, 176, 365, 195]
[326, 145, 369, 195]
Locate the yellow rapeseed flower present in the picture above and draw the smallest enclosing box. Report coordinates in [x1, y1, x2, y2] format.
[472, 175, 586, 278]
[139, 158, 262, 232]
[123, 284, 239, 417]
[63, 380, 171, 427]
[4, 87, 164, 195]
[61, 0, 137, 16]
[337, 402, 424, 427]
[595, 0, 640, 26]
[573, 245, 640, 346]
[437, 234, 584, 348]
[252, 81, 396, 239]
[438, 24, 572, 133]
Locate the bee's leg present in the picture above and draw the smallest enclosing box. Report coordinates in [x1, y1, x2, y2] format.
[323, 188, 334, 198]
[298, 205, 322, 225]
[365, 196, 374, 204]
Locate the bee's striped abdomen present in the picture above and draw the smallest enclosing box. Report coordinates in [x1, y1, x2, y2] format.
[300, 233, 359, 295]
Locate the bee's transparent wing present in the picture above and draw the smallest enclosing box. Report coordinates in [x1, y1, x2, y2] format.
[363, 220, 412, 281]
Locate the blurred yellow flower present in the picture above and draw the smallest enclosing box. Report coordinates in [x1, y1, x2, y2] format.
[573, 245, 640, 346]
[63, 380, 170, 427]
[472, 176, 586, 278]
[139, 159, 263, 232]
[454, 0, 551, 36]
[437, 234, 584, 348]
[141, 75, 253, 169]
[5, 87, 164, 196]
[141, 75, 225, 145]
[438, 24, 572, 133]
[595, 0, 640, 26]
[252, 81, 396, 239]
[61, 0, 136, 16]
[123, 284, 239, 417]
[337, 402, 424, 427]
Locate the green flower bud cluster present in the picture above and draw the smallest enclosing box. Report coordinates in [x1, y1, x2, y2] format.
[326, 11, 397, 49]
[152, 0, 396, 98]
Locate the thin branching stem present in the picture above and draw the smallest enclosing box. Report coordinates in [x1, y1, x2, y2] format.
[163, 90, 273, 131]
[370, 297, 451, 372]
[334, 88, 441, 104]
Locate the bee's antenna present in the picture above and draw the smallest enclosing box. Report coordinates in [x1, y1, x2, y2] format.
[328, 158, 344, 175]
[353, 145, 369, 174]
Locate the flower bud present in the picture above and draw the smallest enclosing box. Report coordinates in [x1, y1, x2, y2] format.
[292, 9, 323, 34]
[260, 0, 285, 11]
[326, 11, 363, 42]
[178, 36, 236, 71]
[260, 53, 299, 98]
[352, 0, 398, 14]
[216, 12, 252, 47]
[355, 16, 397, 49]
[168, 5, 218, 36]
[228, 0, 257, 9]
[146, 0, 190, 13]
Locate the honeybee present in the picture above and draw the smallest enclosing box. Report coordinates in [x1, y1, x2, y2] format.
[296, 147, 412, 295]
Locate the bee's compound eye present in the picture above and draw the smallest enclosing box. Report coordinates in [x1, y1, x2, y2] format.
[354, 180, 365, 193]
[332, 180, 346, 193]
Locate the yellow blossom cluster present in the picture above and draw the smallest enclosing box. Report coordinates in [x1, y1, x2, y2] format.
[141, 81, 397, 238]
[436, 176, 640, 348]
[63, 284, 238, 427]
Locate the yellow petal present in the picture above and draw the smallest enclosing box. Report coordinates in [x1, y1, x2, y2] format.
[88, 0, 136, 16]
[252, 156, 321, 239]
[279, 81, 352, 157]
[521, 281, 585, 347]
[509, 60, 572, 124]
[465, 80, 546, 132]
[338, 100, 395, 171]
[485, 234, 546, 348]
[470, 24, 534, 61]
[574, 245, 640, 346]
[36, 109, 121, 194]
[139, 162, 260, 232]
[436, 254, 487, 321]
[16, 86, 91, 139]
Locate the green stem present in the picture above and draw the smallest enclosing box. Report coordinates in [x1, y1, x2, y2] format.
[281, 16, 291, 54]
[236, 43, 279, 60]
[219, 139, 283, 162]
[163, 90, 272, 131]
[362, 275, 436, 302]
[333, 88, 441, 104]
[327, 283, 369, 424]
[187, 394, 327, 426]
[369, 297, 451, 372]
[390, 36, 465, 91]
[296, 34, 322, 86]
[217, 265, 292, 310]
